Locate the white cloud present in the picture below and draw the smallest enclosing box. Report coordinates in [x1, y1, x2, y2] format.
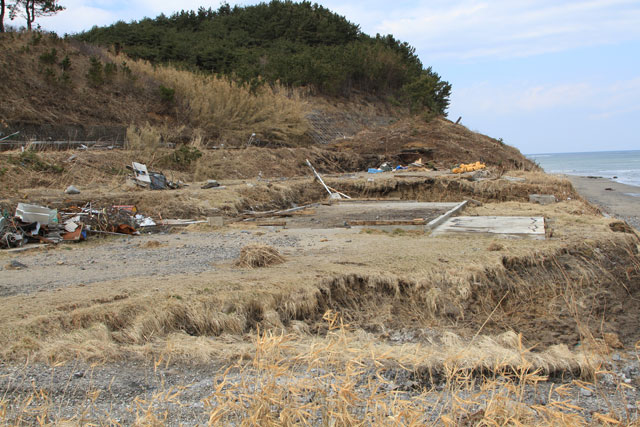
[452, 76, 640, 118]
[372, 0, 640, 60]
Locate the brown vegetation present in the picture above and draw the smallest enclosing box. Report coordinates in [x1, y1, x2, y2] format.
[0, 32, 310, 146]
[235, 244, 286, 268]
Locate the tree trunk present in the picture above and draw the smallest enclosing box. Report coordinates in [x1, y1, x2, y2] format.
[0, 0, 5, 33]
[26, 0, 33, 30]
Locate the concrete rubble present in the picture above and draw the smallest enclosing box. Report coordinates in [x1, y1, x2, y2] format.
[529, 194, 557, 205]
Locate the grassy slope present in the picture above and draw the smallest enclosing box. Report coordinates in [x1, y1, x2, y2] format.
[1, 31, 536, 173]
[0, 32, 309, 145]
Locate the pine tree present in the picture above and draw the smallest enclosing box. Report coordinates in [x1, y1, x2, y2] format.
[10, 0, 64, 30]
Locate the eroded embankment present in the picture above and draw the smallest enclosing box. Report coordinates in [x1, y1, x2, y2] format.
[315, 235, 640, 347]
[3, 232, 638, 364]
[210, 172, 582, 218]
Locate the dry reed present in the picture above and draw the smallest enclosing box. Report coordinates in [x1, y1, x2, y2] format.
[121, 57, 310, 145]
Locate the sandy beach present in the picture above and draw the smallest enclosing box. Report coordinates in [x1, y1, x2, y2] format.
[567, 175, 640, 230]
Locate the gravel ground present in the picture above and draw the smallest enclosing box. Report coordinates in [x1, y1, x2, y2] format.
[0, 230, 300, 297]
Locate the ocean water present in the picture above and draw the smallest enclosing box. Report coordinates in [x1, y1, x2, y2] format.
[527, 150, 640, 188]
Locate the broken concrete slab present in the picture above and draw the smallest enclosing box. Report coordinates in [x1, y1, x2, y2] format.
[529, 194, 556, 205]
[65, 185, 80, 195]
[432, 216, 545, 239]
[208, 216, 224, 227]
[502, 176, 526, 183]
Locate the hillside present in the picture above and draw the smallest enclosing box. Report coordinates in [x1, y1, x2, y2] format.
[76, 1, 451, 114]
[0, 31, 309, 146]
[0, 30, 536, 174]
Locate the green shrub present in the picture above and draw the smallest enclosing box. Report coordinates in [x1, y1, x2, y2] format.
[120, 61, 132, 77]
[43, 67, 56, 83]
[159, 85, 175, 103]
[29, 32, 42, 46]
[60, 55, 72, 71]
[9, 151, 64, 173]
[104, 62, 117, 81]
[159, 145, 202, 169]
[86, 56, 104, 87]
[39, 48, 58, 65]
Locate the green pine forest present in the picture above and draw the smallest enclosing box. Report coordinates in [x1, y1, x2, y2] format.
[76, 1, 452, 116]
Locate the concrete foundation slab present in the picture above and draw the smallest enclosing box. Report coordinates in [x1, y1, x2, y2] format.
[283, 201, 463, 229]
[431, 216, 545, 239]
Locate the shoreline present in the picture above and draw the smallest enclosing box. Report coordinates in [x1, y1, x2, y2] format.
[563, 174, 640, 230]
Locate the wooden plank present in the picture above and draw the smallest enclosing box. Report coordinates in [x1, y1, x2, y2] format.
[336, 198, 404, 202]
[347, 219, 426, 226]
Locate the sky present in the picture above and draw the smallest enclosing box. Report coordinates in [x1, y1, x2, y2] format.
[17, 0, 640, 154]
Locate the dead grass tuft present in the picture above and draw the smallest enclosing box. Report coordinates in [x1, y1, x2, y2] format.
[487, 241, 505, 251]
[235, 244, 285, 268]
[139, 240, 163, 249]
[610, 221, 636, 234]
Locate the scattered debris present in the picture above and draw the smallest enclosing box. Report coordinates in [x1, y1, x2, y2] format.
[235, 244, 285, 268]
[201, 180, 220, 189]
[112, 205, 137, 214]
[4, 260, 27, 270]
[131, 162, 151, 186]
[452, 161, 486, 174]
[0, 131, 20, 142]
[306, 159, 349, 199]
[1, 204, 63, 248]
[156, 219, 207, 226]
[470, 169, 490, 181]
[529, 194, 557, 205]
[380, 162, 393, 172]
[1, 201, 202, 251]
[62, 226, 85, 241]
[15, 203, 58, 226]
[136, 215, 156, 227]
[65, 185, 81, 195]
[129, 162, 184, 190]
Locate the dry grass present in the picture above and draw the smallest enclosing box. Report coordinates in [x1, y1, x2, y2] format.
[235, 244, 286, 268]
[0, 315, 633, 425]
[0, 32, 310, 149]
[122, 57, 310, 146]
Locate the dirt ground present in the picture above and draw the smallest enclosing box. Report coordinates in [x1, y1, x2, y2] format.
[1, 167, 639, 424]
